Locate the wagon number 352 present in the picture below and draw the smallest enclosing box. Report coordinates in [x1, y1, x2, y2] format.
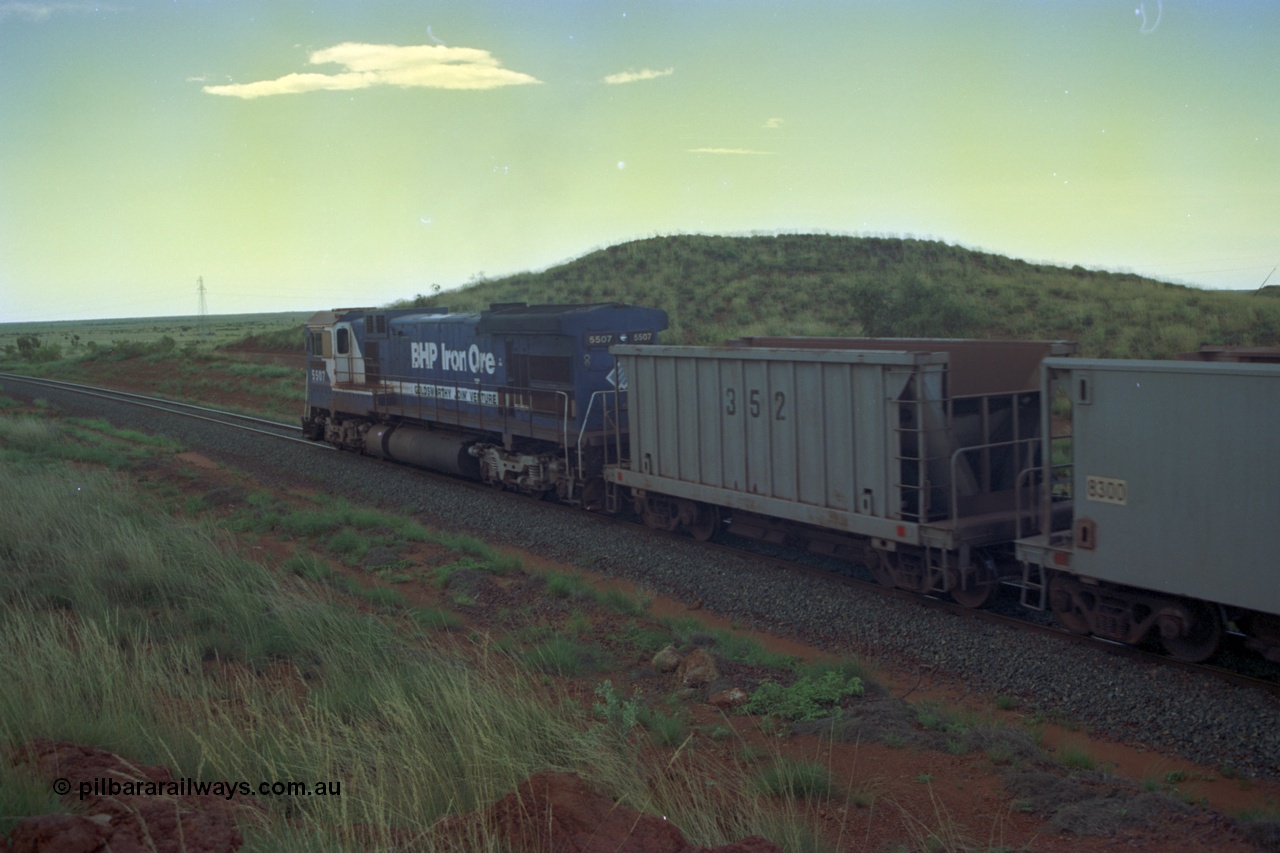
[725, 388, 786, 420]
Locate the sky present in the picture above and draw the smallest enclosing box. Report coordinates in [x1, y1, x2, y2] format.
[1, 1, 1277, 323]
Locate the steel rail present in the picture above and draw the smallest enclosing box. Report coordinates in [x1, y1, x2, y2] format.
[0, 373, 330, 449]
[465, 481, 1280, 697]
[690, 530, 1280, 697]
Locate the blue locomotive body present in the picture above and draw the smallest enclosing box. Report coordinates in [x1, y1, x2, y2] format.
[304, 302, 666, 502]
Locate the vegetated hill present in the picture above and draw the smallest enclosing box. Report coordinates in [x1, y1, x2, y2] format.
[396, 235, 1280, 359]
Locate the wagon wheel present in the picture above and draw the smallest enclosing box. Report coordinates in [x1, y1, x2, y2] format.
[870, 551, 898, 588]
[688, 503, 721, 542]
[1048, 576, 1092, 635]
[950, 564, 998, 610]
[1161, 601, 1223, 663]
[640, 497, 680, 532]
[580, 477, 606, 512]
[891, 551, 929, 593]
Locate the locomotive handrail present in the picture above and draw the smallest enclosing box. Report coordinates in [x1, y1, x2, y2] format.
[577, 389, 622, 478]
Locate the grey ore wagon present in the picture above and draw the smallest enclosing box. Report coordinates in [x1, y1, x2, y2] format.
[606, 339, 1075, 608]
[1016, 357, 1280, 662]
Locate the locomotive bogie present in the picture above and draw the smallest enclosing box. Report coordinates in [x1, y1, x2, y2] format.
[472, 442, 566, 497]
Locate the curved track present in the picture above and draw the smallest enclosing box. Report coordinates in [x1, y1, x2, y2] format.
[0, 373, 329, 449]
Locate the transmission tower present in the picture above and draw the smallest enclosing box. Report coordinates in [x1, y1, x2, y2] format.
[196, 276, 208, 335]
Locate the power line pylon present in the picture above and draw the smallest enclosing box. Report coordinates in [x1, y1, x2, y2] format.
[197, 276, 208, 335]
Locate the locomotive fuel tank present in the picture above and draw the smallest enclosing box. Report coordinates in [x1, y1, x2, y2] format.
[363, 423, 481, 480]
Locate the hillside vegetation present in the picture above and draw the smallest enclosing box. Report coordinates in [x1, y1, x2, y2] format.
[399, 235, 1280, 358]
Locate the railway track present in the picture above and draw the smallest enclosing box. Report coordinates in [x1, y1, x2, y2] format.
[3, 371, 1276, 698]
[613, 512, 1280, 698]
[399, 432, 1280, 699]
[0, 373, 329, 449]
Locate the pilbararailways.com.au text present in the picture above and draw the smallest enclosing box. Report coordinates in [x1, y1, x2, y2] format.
[56, 776, 341, 801]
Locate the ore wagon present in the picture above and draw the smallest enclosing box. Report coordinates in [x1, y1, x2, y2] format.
[606, 339, 1075, 607]
[1016, 357, 1280, 661]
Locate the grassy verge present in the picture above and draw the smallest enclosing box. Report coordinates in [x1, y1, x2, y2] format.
[0, 413, 840, 850]
[0, 337, 304, 423]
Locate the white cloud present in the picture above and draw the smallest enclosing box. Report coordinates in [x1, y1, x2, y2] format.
[688, 147, 773, 155]
[0, 2, 51, 21]
[203, 42, 541, 99]
[602, 67, 674, 85]
[763, 117, 784, 129]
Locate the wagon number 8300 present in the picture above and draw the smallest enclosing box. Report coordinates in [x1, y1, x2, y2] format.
[724, 388, 786, 420]
[1085, 475, 1127, 506]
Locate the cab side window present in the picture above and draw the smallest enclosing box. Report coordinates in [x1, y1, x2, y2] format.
[336, 328, 350, 355]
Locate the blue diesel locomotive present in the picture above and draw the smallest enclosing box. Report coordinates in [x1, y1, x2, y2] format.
[303, 302, 667, 506]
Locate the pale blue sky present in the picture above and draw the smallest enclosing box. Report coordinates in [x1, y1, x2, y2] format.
[2, 1, 1277, 321]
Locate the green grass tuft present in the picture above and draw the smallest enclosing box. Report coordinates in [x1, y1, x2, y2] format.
[742, 671, 865, 721]
[755, 758, 837, 800]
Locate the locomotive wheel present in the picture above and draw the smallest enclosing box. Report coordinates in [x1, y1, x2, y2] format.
[1161, 601, 1223, 663]
[688, 503, 721, 542]
[950, 565, 998, 609]
[1049, 576, 1092, 635]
